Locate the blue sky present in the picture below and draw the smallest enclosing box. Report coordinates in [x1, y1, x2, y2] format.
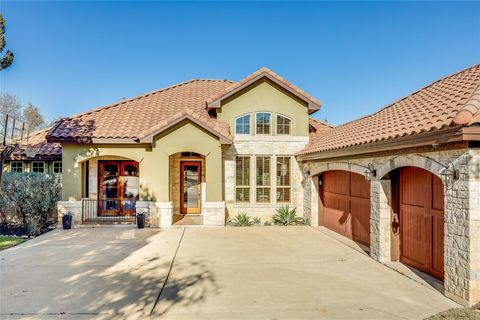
[1, 1, 479, 125]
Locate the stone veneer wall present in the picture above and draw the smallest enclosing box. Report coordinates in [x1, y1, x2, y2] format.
[223, 136, 309, 222]
[302, 148, 480, 305]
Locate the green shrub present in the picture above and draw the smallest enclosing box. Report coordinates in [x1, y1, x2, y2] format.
[229, 212, 260, 227]
[272, 205, 305, 226]
[0, 173, 61, 236]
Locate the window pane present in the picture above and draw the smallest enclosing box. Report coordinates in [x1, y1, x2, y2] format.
[32, 162, 45, 173]
[235, 114, 250, 134]
[277, 115, 291, 135]
[256, 187, 270, 203]
[256, 113, 271, 134]
[256, 157, 271, 203]
[53, 162, 62, 173]
[276, 157, 290, 186]
[236, 157, 250, 202]
[11, 162, 23, 173]
[236, 187, 250, 202]
[277, 188, 291, 202]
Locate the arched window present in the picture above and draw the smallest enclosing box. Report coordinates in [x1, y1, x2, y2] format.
[276, 114, 291, 135]
[235, 114, 251, 135]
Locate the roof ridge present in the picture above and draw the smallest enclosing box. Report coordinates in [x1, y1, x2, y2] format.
[329, 63, 480, 131]
[309, 117, 334, 128]
[66, 78, 234, 120]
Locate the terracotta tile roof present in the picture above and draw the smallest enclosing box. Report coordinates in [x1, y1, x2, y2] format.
[206, 67, 321, 113]
[309, 118, 334, 140]
[299, 64, 480, 155]
[47, 79, 234, 143]
[9, 127, 62, 160]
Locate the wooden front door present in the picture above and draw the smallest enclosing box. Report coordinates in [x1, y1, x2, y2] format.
[320, 170, 371, 246]
[400, 167, 444, 280]
[180, 161, 201, 214]
[98, 160, 139, 216]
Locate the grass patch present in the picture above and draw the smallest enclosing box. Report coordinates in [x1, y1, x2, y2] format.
[425, 308, 480, 320]
[0, 235, 25, 250]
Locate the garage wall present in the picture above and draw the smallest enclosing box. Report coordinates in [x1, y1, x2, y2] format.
[301, 148, 480, 305]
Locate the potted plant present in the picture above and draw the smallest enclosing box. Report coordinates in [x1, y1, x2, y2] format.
[62, 212, 73, 230]
[137, 212, 145, 229]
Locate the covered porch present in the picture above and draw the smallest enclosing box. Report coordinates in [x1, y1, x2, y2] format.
[57, 119, 229, 227]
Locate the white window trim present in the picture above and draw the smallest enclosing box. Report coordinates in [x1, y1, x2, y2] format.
[276, 114, 293, 136]
[275, 156, 292, 204]
[32, 161, 46, 173]
[53, 161, 62, 174]
[254, 155, 272, 203]
[255, 112, 272, 135]
[234, 156, 251, 204]
[10, 161, 24, 173]
[234, 113, 252, 136]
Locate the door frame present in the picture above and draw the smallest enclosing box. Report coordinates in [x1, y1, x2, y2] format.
[97, 160, 138, 216]
[180, 161, 202, 214]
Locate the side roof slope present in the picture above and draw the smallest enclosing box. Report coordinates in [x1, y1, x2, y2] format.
[47, 79, 234, 143]
[299, 64, 480, 155]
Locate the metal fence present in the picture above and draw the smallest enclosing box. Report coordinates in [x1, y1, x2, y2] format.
[82, 199, 136, 223]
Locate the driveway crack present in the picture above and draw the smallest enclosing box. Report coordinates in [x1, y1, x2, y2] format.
[150, 227, 186, 314]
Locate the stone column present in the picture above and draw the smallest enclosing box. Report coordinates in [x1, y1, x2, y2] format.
[57, 200, 82, 228]
[310, 175, 319, 226]
[203, 202, 226, 226]
[443, 151, 479, 305]
[370, 179, 392, 262]
[149, 202, 173, 228]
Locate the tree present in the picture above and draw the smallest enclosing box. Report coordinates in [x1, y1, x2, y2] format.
[0, 13, 14, 71]
[23, 103, 46, 131]
[0, 93, 22, 138]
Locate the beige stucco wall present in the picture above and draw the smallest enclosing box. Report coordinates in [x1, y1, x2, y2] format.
[61, 121, 223, 203]
[216, 81, 309, 137]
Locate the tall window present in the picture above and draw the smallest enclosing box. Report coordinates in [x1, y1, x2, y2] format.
[235, 114, 251, 135]
[276, 115, 292, 135]
[53, 161, 62, 174]
[256, 156, 271, 202]
[235, 157, 250, 202]
[256, 112, 271, 135]
[276, 157, 291, 202]
[32, 161, 45, 173]
[10, 161, 23, 173]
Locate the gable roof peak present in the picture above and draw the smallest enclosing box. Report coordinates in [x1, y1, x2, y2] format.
[206, 67, 321, 113]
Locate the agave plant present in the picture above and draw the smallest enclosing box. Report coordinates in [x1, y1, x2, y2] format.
[229, 212, 258, 226]
[272, 205, 305, 226]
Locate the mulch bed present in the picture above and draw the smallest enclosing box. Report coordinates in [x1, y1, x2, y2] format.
[0, 222, 56, 237]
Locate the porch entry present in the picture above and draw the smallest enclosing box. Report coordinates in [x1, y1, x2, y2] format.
[97, 160, 139, 216]
[180, 161, 202, 214]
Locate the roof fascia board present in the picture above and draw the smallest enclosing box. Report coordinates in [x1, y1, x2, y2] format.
[139, 115, 232, 145]
[297, 127, 464, 161]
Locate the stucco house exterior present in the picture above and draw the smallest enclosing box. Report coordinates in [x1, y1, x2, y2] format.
[48, 68, 331, 226]
[47, 64, 480, 305]
[298, 64, 480, 305]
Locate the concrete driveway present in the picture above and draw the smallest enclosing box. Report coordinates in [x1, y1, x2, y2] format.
[0, 226, 458, 319]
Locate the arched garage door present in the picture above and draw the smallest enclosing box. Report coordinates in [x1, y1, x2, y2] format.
[399, 167, 444, 280]
[320, 170, 370, 246]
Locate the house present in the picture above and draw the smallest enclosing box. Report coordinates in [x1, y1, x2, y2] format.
[297, 64, 480, 305]
[2, 128, 62, 175]
[47, 68, 331, 225]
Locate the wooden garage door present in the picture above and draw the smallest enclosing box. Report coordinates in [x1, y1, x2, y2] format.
[321, 170, 370, 246]
[400, 167, 444, 280]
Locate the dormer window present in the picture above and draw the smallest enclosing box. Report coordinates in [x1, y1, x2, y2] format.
[256, 112, 271, 135]
[276, 115, 291, 135]
[235, 114, 251, 135]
